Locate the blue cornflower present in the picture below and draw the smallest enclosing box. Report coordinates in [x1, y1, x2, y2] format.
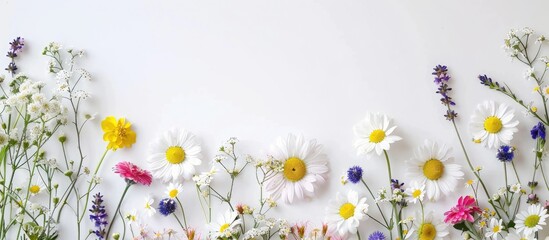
[89, 193, 108, 239]
[496, 145, 515, 162]
[158, 198, 177, 216]
[347, 166, 363, 184]
[531, 122, 546, 140]
[368, 231, 386, 240]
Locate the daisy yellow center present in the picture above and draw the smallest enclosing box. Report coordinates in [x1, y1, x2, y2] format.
[492, 225, 500, 233]
[29, 185, 41, 194]
[283, 157, 307, 182]
[169, 189, 179, 198]
[412, 189, 422, 198]
[339, 203, 355, 220]
[484, 116, 503, 134]
[423, 159, 445, 180]
[419, 223, 436, 240]
[145, 203, 151, 209]
[369, 129, 386, 143]
[545, 88, 549, 95]
[166, 146, 186, 164]
[524, 214, 540, 228]
[219, 223, 230, 232]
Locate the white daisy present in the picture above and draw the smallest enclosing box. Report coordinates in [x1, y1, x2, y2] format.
[469, 101, 519, 148]
[148, 128, 202, 182]
[143, 196, 156, 217]
[406, 140, 464, 201]
[353, 112, 402, 155]
[325, 190, 368, 236]
[405, 181, 425, 204]
[485, 218, 503, 239]
[515, 204, 549, 236]
[125, 209, 138, 225]
[506, 228, 535, 240]
[165, 182, 183, 199]
[264, 134, 329, 203]
[28, 182, 45, 196]
[413, 211, 449, 240]
[208, 210, 242, 239]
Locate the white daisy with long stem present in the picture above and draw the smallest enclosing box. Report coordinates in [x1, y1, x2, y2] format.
[406, 140, 464, 201]
[208, 210, 242, 239]
[353, 112, 402, 156]
[469, 101, 519, 148]
[515, 204, 549, 236]
[264, 134, 329, 203]
[325, 190, 369, 236]
[165, 182, 183, 199]
[147, 128, 202, 182]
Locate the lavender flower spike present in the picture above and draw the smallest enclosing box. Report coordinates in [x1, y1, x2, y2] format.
[89, 192, 108, 239]
[5, 37, 24, 75]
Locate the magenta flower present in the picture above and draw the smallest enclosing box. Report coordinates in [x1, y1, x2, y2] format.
[444, 196, 481, 224]
[113, 161, 152, 186]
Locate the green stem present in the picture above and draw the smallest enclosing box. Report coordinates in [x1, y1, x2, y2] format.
[105, 183, 132, 238]
[78, 149, 109, 223]
[175, 197, 188, 229]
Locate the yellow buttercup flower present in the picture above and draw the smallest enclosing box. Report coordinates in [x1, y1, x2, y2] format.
[101, 116, 136, 150]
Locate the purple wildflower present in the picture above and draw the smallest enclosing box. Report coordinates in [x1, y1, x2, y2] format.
[496, 145, 515, 162]
[390, 179, 404, 191]
[158, 198, 177, 216]
[531, 122, 546, 140]
[89, 193, 108, 239]
[5, 37, 24, 75]
[368, 231, 386, 240]
[432, 65, 457, 120]
[347, 166, 363, 184]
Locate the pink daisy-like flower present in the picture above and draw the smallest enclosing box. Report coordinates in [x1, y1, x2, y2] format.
[444, 195, 481, 224]
[113, 161, 153, 186]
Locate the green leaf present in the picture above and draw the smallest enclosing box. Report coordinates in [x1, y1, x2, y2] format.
[453, 222, 468, 231]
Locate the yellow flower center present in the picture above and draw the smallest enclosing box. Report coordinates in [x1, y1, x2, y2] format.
[219, 223, 230, 232]
[545, 88, 549, 95]
[466, 179, 474, 186]
[166, 146, 186, 164]
[369, 129, 386, 143]
[169, 189, 179, 198]
[423, 159, 445, 180]
[419, 223, 436, 240]
[484, 116, 503, 134]
[29, 185, 41, 194]
[492, 225, 500, 233]
[524, 214, 540, 228]
[145, 203, 151, 209]
[339, 203, 356, 220]
[412, 189, 422, 199]
[283, 157, 307, 182]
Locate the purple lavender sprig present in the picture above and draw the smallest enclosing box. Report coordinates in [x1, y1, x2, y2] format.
[433, 65, 457, 120]
[89, 193, 108, 240]
[5, 37, 24, 75]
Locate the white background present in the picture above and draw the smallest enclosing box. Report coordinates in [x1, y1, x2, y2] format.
[2, 0, 549, 239]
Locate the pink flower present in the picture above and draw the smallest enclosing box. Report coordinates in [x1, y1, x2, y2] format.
[444, 195, 481, 224]
[113, 161, 153, 186]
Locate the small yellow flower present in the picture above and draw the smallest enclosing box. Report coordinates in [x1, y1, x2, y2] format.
[531, 106, 538, 113]
[101, 116, 136, 150]
[473, 138, 481, 144]
[534, 86, 541, 92]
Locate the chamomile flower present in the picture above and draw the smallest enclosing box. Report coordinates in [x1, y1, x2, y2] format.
[125, 209, 138, 225]
[406, 140, 464, 201]
[165, 182, 183, 199]
[405, 181, 425, 204]
[264, 134, 329, 203]
[485, 218, 503, 239]
[469, 101, 519, 149]
[208, 210, 242, 239]
[148, 128, 202, 182]
[414, 211, 449, 240]
[325, 190, 369, 236]
[28, 182, 45, 196]
[353, 112, 402, 156]
[143, 196, 156, 217]
[515, 204, 549, 236]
